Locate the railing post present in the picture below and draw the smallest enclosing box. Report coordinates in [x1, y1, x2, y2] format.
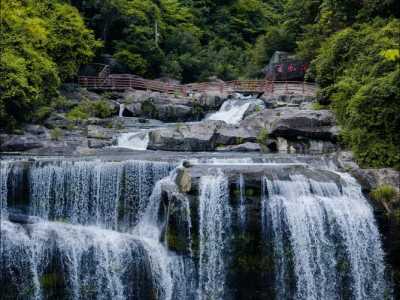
[285, 81, 288, 95]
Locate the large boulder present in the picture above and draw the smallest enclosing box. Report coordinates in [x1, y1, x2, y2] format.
[122, 91, 207, 122]
[148, 121, 222, 151]
[242, 108, 339, 142]
[44, 113, 74, 129]
[215, 124, 257, 145]
[148, 121, 260, 152]
[0, 134, 44, 152]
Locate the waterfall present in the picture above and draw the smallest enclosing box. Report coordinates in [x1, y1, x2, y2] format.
[0, 157, 391, 299]
[118, 103, 125, 117]
[1, 159, 176, 300]
[1, 220, 164, 300]
[237, 174, 246, 229]
[0, 160, 10, 217]
[117, 131, 149, 150]
[263, 172, 388, 300]
[206, 99, 252, 124]
[26, 160, 172, 230]
[198, 174, 231, 299]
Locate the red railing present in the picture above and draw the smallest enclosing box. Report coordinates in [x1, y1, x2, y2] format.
[78, 74, 316, 97]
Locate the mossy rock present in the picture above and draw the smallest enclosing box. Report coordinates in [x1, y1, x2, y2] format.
[141, 99, 158, 119]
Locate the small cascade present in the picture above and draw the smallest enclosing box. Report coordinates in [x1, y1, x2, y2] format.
[0, 160, 10, 216]
[133, 175, 196, 300]
[206, 99, 253, 124]
[198, 174, 231, 299]
[118, 103, 126, 117]
[237, 174, 246, 229]
[117, 131, 150, 150]
[263, 173, 388, 300]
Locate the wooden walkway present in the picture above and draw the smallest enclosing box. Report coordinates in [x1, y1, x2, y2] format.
[78, 66, 316, 97]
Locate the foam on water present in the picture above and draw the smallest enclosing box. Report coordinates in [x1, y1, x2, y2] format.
[198, 174, 231, 299]
[206, 99, 252, 124]
[117, 131, 150, 150]
[263, 172, 388, 300]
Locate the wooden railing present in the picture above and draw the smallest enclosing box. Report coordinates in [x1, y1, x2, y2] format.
[78, 74, 316, 97]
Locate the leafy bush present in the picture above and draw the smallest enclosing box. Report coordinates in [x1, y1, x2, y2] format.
[0, 0, 100, 131]
[313, 19, 400, 167]
[370, 185, 398, 203]
[50, 127, 63, 141]
[66, 100, 114, 121]
[257, 128, 269, 145]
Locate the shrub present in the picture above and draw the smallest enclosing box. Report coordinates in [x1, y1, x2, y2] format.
[257, 128, 269, 145]
[50, 128, 63, 141]
[370, 185, 398, 203]
[66, 106, 89, 121]
[91, 100, 114, 119]
[66, 100, 113, 121]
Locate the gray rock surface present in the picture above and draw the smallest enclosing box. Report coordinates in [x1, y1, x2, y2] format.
[216, 142, 261, 152]
[242, 108, 338, 142]
[337, 151, 400, 193]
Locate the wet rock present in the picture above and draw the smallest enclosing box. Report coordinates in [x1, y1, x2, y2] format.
[242, 108, 337, 139]
[87, 125, 114, 140]
[215, 124, 257, 145]
[0, 134, 44, 152]
[88, 138, 113, 149]
[216, 142, 261, 152]
[148, 121, 222, 151]
[24, 124, 48, 135]
[121, 91, 209, 122]
[175, 167, 192, 193]
[8, 212, 41, 224]
[276, 137, 338, 154]
[44, 113, 73, 129]
[337, 151, 400, 193]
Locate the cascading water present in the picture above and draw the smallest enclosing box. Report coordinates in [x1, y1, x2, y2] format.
[263, 172, 388, 300]
[237, 174, 246, 229]
[0, 160, 10, 216]
[206, 99, 260, 124]
[198, 174, 231, 299]
[25, 160, 172, 230]
[0, 157, 392, 299]
[118, 103, 126, 117]
[117, 131, 150, 150]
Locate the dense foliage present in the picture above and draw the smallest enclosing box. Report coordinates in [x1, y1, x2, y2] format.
[0, 0, 100, 129]
[314, 20, 400, 167]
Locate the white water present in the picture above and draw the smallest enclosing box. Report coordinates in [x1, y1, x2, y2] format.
[263, 172, 388, 300]
[198, 174, 231, 299]
[0, 158, 391, 300]
[0, 160, 10, 217]
[206, 99, 252, 124]
[117, 131, 149, 150]
[118, 103, 125, 117]
[27, 160, 172, 230]
[1, 220, 167, 300]
[237, 174, 246, 229]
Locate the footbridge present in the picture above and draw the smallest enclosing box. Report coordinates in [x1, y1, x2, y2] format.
[78, 65, 316, 97]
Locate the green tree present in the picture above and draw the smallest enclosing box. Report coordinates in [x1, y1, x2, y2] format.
[0, 0, 100, 130]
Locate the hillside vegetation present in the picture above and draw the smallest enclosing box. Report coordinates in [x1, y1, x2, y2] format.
[0, 0, 399, 167]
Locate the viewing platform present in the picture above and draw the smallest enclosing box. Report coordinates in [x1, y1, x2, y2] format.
[78, 64, 316, 97]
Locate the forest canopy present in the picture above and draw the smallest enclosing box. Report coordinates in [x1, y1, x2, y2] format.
[0, 0, 399, 167]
